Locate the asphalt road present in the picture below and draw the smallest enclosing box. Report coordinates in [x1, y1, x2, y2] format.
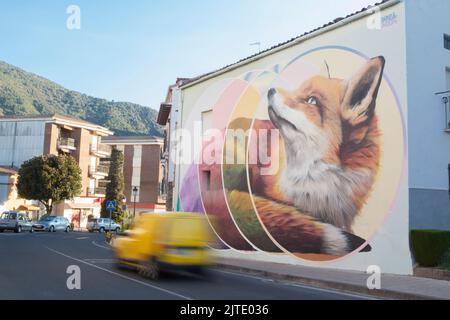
[0, 231, 374, 300]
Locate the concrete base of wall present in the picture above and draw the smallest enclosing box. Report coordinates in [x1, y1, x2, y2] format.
[410, 188, 450, 230]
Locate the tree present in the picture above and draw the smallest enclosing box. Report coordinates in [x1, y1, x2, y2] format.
[17, 154, 82, 214]
[101, 147, 125, 223]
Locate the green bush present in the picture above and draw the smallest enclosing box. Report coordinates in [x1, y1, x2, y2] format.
[440, 249, 450, 270]
[411, 230, 450, 267]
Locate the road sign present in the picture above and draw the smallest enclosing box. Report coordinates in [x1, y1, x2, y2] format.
[106, 200, 116, 211]
[105, 200, 116, 234]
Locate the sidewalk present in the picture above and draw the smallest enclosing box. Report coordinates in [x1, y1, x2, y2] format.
[216, 257, 450, 300]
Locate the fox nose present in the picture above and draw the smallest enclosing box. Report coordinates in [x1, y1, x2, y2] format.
[268, 88, 277, 99]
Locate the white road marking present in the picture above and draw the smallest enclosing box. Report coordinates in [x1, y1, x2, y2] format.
[84, 258, 115, 264]
[45, 246, 192, 300]
[214, 269, 378, 300]
[92, 241, 112, 251]
[76, 237, 89, 240]
[0, 232, 28, 236]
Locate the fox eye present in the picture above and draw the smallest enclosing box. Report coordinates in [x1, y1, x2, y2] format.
[306, 96, 318, 105]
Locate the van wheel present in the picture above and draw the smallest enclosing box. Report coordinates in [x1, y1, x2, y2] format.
[15, 226, 22, 233]
[0, 229, 4, 233]
[99, 227, 105, 233]
[115, 259, 127, 271]
[65, 226, 71, 233]
[49, 226, 55, 233]
[192, 266, 207, 277]
[138, 259, 159, 280]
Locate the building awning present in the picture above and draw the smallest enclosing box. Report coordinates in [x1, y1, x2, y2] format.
[17, 205, 41, 212]
[157, 103, 171, 125]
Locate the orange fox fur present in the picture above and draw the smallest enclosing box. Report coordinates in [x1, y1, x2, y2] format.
[257, 57, 385, 234]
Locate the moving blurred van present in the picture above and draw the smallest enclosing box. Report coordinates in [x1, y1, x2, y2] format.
[113, 212, 214, 279]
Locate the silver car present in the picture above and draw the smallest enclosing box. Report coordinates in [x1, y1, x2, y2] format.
[33, 216, 71, 232]
[0, 211, 34, 233]
[87, 218, 121, 233]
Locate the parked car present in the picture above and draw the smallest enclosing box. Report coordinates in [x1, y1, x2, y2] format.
[0, 211, 34, 233]
[87, 218, 121, 233]
[113, 212, 213, 279]
[33, 216, 71, 232]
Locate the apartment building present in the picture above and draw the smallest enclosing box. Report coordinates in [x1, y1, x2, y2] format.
[0, 166, 41, 218]
[101, 136, 165, 213]
[157, 78, 190, 211]
[0, 114, 113, 227]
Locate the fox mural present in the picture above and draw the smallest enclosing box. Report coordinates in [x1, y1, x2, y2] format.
[249, 56, 384, 256]
[265, 57, 384, 231]
[179, 49, 403, 262]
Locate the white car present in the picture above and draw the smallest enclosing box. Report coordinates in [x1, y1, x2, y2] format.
[87, 218, 121, 233]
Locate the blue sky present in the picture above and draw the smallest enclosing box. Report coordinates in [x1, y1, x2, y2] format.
[0, 0, 376, 110]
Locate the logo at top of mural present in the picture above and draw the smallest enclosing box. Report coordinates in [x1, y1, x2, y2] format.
[180, 47, 405, 262]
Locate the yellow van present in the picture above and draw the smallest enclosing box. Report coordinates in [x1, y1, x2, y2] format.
[112, 212, 214, 279]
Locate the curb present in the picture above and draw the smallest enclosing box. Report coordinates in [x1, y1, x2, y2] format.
[215, 263, 436, 300]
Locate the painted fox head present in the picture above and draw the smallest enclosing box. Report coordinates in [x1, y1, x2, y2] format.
[267, 57, 385, 231]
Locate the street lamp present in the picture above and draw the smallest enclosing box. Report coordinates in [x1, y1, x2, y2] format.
[132, 186, 138, 219]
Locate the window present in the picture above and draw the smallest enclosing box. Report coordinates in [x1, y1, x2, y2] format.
[446, 68, 450, 90]
[445, 34, 450, 50]
[203, 170, 211, 191]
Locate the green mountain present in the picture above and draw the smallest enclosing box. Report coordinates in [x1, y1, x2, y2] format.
[0, 60, 163, 137]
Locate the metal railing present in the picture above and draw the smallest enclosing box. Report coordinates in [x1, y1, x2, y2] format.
[58, 137, 76, 149]
[88, 187, 106, 196]
[97, 180, 110, 188]
[89, 165, 109, 175]
[90, 143, 111, 155]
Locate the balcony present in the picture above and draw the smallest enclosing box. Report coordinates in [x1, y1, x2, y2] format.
[57, 137, 76, 152]
[97, 179, 110, 188]
[87, 187, 106, 197]
[437, 91, 450, 132]
[90, 143, 111, 158]
[88, 164, 109, 178]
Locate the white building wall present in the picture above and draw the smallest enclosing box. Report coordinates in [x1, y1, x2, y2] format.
[176, 1, 412, 274]
[131, 145, 142, 202]
[405, 0, 450, 229]
[0, 120, 46, 167]
[168, 87, 181, 184]
[170, 86, 183, 210]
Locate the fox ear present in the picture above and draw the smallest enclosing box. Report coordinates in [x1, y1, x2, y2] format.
[342, 56, 385, 128]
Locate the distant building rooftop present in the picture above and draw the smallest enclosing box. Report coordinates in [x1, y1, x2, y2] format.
[0, 113, 113, 136]
[101, 136, 163, 145]
[158, 78, 192, 125]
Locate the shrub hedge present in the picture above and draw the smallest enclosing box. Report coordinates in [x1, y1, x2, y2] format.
[410, 230, 450, 267]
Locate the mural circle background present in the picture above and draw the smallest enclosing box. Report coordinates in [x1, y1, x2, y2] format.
[181, 47, 406, 262]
